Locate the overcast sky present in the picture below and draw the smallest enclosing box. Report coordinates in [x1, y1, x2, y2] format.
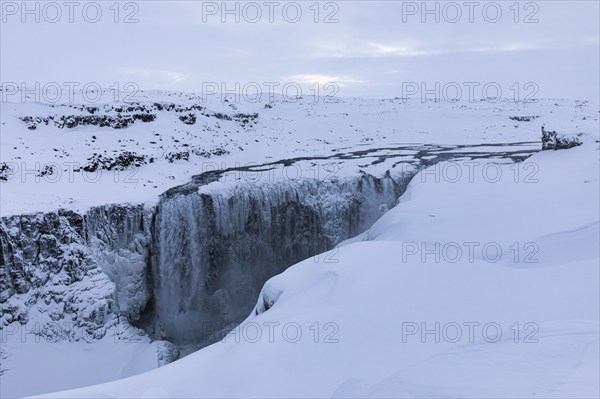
[1, 1, 599, 101]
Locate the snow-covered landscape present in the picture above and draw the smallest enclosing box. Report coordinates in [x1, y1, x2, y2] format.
[1, 1, 599, 398]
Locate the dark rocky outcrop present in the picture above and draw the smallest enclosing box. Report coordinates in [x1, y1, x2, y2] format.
[541, 126, 582, 150]
[0, 163, 11, 181]
[18, 102, 255, 131]
[509, 116, 539, 122]
[19, 114, 158, 130]
[178, 113, 197, 125]
[165, 147, 230, 163]
[82, 152, 147, 172]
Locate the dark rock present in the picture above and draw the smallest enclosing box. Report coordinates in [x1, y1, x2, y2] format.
[178, 113, 197, 125]
[165, 151, 190, 163]
[0, 163, 12, 181]
[509, 116, 539, 122]
[83, 151, 147, 172]
[541, 126, 583, 150]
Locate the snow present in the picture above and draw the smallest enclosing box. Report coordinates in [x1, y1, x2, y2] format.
[1, 92, 597, 216]
[33, 133, 599, 398]
[1, 333, 159, 398]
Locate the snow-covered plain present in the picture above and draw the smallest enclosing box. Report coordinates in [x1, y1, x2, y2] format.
[1, 91, 596, 215]
[1, 92, 598, 398]
[32, 134, 600, 398]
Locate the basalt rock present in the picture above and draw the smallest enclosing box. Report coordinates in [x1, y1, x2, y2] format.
[541, 126, 582, 150]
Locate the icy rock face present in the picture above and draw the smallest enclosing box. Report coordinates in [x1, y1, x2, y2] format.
[155, 340, 181, 367]
[0, 210, 115, 340]
[0, 204, 154, 342]
[85, 204, 153, 322]
[541, 126, 582, 150]
[148, 172, 412, 345]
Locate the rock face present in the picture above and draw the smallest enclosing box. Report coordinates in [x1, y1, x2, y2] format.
[541, 126, 582, 150]
[85, 204, 153, 322]
[155, 340, 181, 367]
[145, 171, 413, 346]
[0, 205, 154, 342]
[0, 210, 116, 340]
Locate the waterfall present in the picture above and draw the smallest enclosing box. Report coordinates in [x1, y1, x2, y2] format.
[146, 172, 413, 346]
